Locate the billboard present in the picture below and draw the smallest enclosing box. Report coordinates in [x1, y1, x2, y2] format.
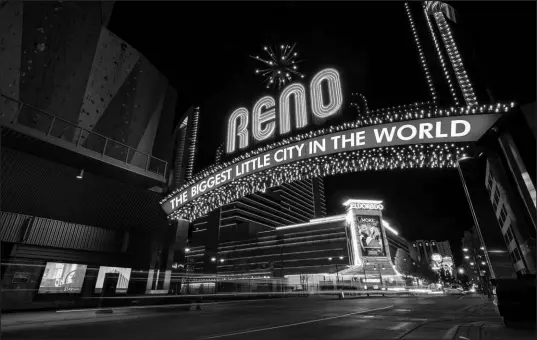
[355, 215, 385, 257]
[94, 266, 132, 293]
[38, 262, 87, 294]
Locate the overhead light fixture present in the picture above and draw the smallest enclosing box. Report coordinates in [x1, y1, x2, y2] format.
[76, 169, 84, 180]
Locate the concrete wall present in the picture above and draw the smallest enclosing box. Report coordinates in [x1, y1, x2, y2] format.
[0, 1, 178, 165]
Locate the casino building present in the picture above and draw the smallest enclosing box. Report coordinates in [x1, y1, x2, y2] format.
[184, 200, 414, 290]
[0, 2, 198, 310]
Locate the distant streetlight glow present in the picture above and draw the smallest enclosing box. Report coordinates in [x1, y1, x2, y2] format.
[464, 255, 470, 259]
[211, 257, 216, 262]
[481, 261, 486, 265]
[480, 247, 485, 250]
[185, 248, 191, 252]
[470, 262, 475, 266]
[339, 256, 344, 260]
[458, 268, 465, 274]
[328, 257, 333, 261]
[463, 248, 469, 252]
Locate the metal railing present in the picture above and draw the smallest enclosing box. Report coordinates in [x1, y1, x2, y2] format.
[0, 94, 167, 178]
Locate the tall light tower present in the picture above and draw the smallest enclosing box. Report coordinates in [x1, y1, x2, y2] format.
[424, 1, 479, 107]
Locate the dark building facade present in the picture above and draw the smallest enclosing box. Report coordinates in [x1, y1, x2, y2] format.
[184, 200, 414, 291]
[187, 177, 327, 274]
[457, 103, 535, 280]
[0, 1, 196, 310]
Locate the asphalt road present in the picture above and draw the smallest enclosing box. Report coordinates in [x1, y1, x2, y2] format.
[2, 294, 527, 340]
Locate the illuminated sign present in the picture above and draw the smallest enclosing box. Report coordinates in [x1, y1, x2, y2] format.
[354, 215, 386, 257]
[162, 113, 501, 216]
[348, 203, 384, 210]
[431, 254, 442, 262]
[226, 68, 343, 154]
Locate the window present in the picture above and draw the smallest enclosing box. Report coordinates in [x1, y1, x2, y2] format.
[492, 187, 501, 210]
[504, 225, 514, 246]
[487, 172, 494, 190]
[499, 206, 508, 226]
[512, 247, 523, 263]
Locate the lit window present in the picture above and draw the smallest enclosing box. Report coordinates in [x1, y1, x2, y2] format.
[493, 187, 501, 207]
[499, 207, 508, 225]
[514, 247, 523, 263]
[487, 173, 494, 190]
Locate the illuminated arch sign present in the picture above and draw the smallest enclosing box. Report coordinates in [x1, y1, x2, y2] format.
[226, 68, 343, 154]
[162, 111, 504, 220]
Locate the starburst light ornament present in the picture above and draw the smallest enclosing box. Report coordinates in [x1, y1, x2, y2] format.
[250, 43, 305, 90]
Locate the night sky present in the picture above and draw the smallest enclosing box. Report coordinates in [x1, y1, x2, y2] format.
[108, 2, 536, 260]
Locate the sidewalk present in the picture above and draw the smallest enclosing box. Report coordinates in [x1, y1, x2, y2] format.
[454, 302, 535, 340]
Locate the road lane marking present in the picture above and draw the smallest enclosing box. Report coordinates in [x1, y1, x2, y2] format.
[390, 322, 412, 330]
[442, 324, 461, 339]
[196, 305, 395, 339]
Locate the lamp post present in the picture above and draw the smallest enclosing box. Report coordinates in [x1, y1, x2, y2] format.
[328, 256, 344, 290]
[211, 256, 225, 294]
[463, 247, 490, 297]
[184, 247, 191, 295]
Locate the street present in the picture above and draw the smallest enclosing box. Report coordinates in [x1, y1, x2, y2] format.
[2, 294, 534, 340]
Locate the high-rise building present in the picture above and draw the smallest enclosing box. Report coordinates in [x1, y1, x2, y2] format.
[170, 106, 200, 190]
[411, 240, 449, 262]
[436, 240, 453, 258]
[485, 155, 536, 275]
[187, 177, 327, 273]
[457, 100, 535, 280]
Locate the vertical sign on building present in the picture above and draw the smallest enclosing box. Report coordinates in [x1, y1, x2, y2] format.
[344, 199, 386, 266]
[355, 215, 386, 257]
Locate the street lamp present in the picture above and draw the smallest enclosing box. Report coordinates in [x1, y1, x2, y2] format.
[211, 256, 225, 294]
[463, 247, 491, 297]
[463, 248, 469, 252]
[328, 257, 344, 290]
[458, 268, 465, 274]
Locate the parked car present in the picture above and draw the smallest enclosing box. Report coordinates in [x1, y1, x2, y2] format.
[443, 284, 465, 295]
